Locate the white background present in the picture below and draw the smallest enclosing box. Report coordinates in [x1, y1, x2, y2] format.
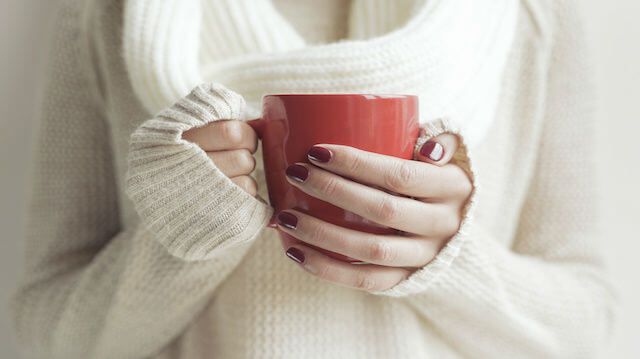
[1, 1, 638, 358]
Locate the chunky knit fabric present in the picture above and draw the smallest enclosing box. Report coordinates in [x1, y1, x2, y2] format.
[123, 0, 518, 148]
[12, 0, 615, 358]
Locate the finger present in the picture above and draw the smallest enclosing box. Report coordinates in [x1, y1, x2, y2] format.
[284, 245, 411, 292]
[419, 164, 473, 203]
[278, 231, 300, 252]
[416, 134, 459, 166]
[276, 210, 443, 267]
[306, 144, 465, 198]
[231, 175, 257, 196]
[183, 120, 258, 153]
[207, 149, 256, 177]
[285, 163, 459, 237]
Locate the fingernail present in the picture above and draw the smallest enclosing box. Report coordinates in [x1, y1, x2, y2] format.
[286, 247, 305, 264]
[277, 211, 298, 230]
[307, 146, 333, 163]
[420, 141, 444, 161]
[285, 164, 309, 182]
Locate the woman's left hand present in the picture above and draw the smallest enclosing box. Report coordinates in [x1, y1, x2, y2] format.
[276, 134, 473, 292]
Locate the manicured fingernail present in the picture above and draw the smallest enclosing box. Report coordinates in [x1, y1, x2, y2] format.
[286, 164, 309, 182]
[277, 211, 298, 230]
[420, 141, 444, 161]
[286, 247, 305, 264]
[307, 146, 333, 163]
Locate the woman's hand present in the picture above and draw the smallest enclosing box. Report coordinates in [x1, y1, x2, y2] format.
[276, 134, 472, 292]
[182, 120, 259, 196]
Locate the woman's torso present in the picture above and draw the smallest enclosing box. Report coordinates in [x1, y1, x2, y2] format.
[88, 0, 551, 357]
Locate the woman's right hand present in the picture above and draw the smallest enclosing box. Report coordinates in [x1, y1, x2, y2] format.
[182, 120, 259, 196]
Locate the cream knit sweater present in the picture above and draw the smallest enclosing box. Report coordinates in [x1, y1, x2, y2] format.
[12, 0, 615, 358]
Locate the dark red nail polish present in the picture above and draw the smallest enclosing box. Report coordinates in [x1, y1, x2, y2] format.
[286, 164, 309, 182]
[307, 146, 333, 163]
[286, 248, 305, 264]
[420, 141, 444, 161]
[277, 211, 298, 230]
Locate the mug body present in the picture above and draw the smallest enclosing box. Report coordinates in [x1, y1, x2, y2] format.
[258, 94, 419, 260]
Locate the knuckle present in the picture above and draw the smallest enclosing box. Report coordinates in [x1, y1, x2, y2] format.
[308, 221, 329, 245]
[236, 149, 256, 173]
[345, 149, 364, 173]
[234, 176, 247, 188]
[413, 242, 433, 267]
[239, 175, 251, 186]
[219, 121, 244, 146]
[354, 272, 377, 291]
[370, 196, 400, 224]
[318, 176, 341, 198]
[368, 240, 397, 263]
[247, 178, 258, 195]
[444, 210, 462, 235]
[238, 176, 256, 191]
[384, 162, 416, 193]
[450, 166, 473, 198]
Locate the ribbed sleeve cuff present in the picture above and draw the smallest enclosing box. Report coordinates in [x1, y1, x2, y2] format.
[374, 118, 479, 297]
[126, 83, 273, 261]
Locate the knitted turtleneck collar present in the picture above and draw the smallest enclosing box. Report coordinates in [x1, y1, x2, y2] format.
[123, 0, 518, 148]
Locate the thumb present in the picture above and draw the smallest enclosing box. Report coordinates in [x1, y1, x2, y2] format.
[415, 133, 460, 166]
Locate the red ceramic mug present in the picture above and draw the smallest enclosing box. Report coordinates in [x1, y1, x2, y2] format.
[248, 94, 419, 262]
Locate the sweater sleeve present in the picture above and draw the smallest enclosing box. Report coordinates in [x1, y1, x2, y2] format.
[11, 3, 271, 359]
[126, 83, 272, 260]
[375, 1, 616, 357]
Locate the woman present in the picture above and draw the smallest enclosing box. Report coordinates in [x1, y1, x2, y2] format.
[12, 0, 615, 358]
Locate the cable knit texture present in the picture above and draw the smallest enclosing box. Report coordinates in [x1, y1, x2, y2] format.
[11, 0, 615, 358]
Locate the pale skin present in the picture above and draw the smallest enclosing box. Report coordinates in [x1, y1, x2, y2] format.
[183, 120, 260, 196]
[183, 120, 472, 292]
